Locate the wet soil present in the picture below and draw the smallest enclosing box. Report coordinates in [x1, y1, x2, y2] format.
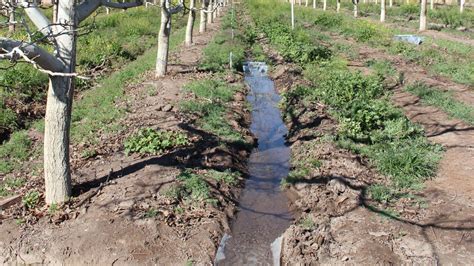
[0, 16, 255, 264]
[257, 25, 474, 264]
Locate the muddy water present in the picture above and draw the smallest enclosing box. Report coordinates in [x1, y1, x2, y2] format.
[216, 62, 293, 265]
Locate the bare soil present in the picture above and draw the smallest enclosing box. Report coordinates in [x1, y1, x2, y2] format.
[0, 17, 255, 264]
[261, 28, 474, 264]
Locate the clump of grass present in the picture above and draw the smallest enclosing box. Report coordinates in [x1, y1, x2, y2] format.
[22, 190, 40, 209]
[181, 79, 244, 143]
[0, 131, 32, 174]
[206, 169, 240, 185]
[124, 128, 189, 155]
[299, 217, 316, 230]
[406, 83, 474, 125]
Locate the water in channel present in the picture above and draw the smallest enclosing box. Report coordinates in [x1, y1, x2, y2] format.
[215, 62, 293, 265]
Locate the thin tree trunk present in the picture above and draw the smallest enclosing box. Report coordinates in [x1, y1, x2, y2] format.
[44, 0, 77, 204]
[337, 0, 340, 12]
[430, 0, 433, 10]
[298, 0, 301, 5]
[305, 0, 308, 7]
[199, 0, 207, 32]
[323, 0, 327, 10]
[313, 0, 316, 8]
[185, 0, 195, 46]
[460, 0, 464, 13]
[213, 0, 217, 19]
[419, 0, 427, 31]
[354, 1, 358, 17]
[156, 0, 171, 77]
[291, 0, 295, 29]
[207, 0, 213, 24]
[380, 0, 385, 22]
[8, 1, 15, 33]
[52, 0, 58, 23]
[389, 0, 392, 7]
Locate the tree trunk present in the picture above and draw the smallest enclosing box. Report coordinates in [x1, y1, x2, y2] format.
[8, 2, 15, 33]
[185, 0, 195, 46]
[354, 2, 358, 17]
[213, 0, 217, 19]
[305, 0, 308, 7]
[460, 0, 464, 13]
[389, 0, 392, 7]
[419, 0, 427, 31]
[298, 0, 301, 5]
[430, 0, 433, 10]
[199, 0, 207, 32]
[336, 0, 340, 12]
[44, 0, 77, 204]
[291, 0, 295, 29]
[52, 0, 58, 23]
[313, 0, 316, 8]
[323, 0, 327, 10]
[380, 0, 385, 22]
[156, 0, 171, 77]
[207, 0, 213, 24]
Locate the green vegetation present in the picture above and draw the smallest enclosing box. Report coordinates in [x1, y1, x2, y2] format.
[299, 216, 316, 230]
[406, 83, 474, 125]
[247, 0, 443, 200]
[0, 131, 32, 174]
[22, 190, 40, 209]
[181, 79, 244, 143]
[124, 128, 189, 155]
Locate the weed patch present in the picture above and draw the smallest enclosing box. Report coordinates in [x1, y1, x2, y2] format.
[124, 128, 189, 155]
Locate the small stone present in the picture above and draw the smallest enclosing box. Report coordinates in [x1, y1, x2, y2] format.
[162, 104, 173, 112]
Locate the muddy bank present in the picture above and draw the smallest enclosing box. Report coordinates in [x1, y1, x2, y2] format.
[0, 16, 256, 264]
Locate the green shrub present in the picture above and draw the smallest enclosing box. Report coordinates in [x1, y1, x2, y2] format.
[124, 128, 189, 155]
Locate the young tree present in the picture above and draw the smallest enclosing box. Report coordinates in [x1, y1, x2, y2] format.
[291, 0, 295, 29]
[419, 0, 427, 31]
[0, 0, 143, 204]
[185, 0, 196, 46]
[199, 0, 207, 32]
[323, 0, 327, 11]
[336, 0, 340, 12]
[380, 0, 386, 22]
[207, 0, 213, 24]
[313, 0, 316, 9]
[353, 0, 358, 17]
[155, 0, 183, 77]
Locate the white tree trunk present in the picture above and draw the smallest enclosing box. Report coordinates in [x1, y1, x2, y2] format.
[430, 0, 433, 9]
[313, 0, 316, 8]
[207, 0, 213, 24]
[323, 0, 327, 10]
[460, 0, 464, 13]
[44, 0, 77, 204]
[336, 0, 340, 12]
[298, 0, 301, 5]
[380, 0, 385, 22]
[8, 2, 15, 33]
[185, 0, 195, 46]
[291, 0, 295, 29]
[213, 0, 217, 19]
[354, 2, 358, 17]
[389, 0, 392, 7]
[199, 0, 207, 32]
[419, 0, 427, 31]
[305, 0, 308, 7]
[156, 0, 171, 77]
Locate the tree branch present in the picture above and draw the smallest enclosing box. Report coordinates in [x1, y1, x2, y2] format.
[18, 1, 53, 36]
[77, 0, 144, 23]
[0, 37, 64, 72]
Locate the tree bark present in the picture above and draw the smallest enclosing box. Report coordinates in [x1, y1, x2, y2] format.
[460, 0, 464, 13]
[199, 0, 207, 32]
[380, 0, 385, 22]
[419, 0, 427, 31]
[156, 0, 171, 77]
[44, 0, 77, 204]
[323, 0, 327, 10]
[185, 0, 195, 46]
[389, 0, 392, 7]
[313, 0, 316, 8]
[354, 1, 358, 17]
[8, 1, 15, 33]
[291, 0, 295, 29]
[336, 0, 340, 12]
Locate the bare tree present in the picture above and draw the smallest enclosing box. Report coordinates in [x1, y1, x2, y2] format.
[380, 0, 386, 22]
[353, 0, 359, 17]
[185, 0, 196, 46]
[419, 0, 427, 31]
[199, 0, 207, 32]
[0, 0, 144, 204]
[155, 0, 183, 77]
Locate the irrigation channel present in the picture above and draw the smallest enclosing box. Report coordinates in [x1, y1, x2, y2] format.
[215, 62, 293, 265]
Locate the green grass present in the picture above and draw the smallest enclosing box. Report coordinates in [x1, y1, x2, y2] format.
[0, 131, 32, 174]
[181, 79, 244, 143]
[406, 83, 474, 125]
[124, 128, 189, 155]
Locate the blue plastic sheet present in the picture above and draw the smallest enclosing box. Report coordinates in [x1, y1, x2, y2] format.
[393, 35, 424, 45]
